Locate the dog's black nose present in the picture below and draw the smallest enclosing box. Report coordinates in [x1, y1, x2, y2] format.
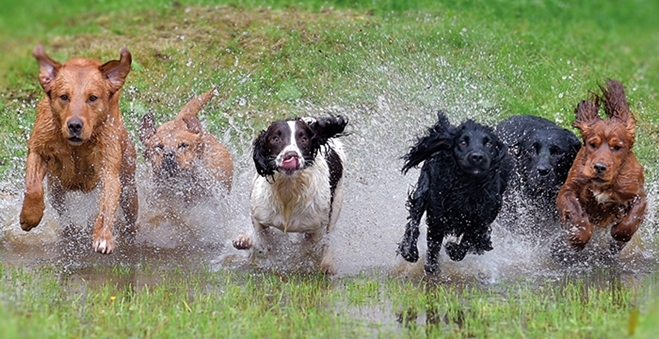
[164, 150, 176, 160]
[67, 118, 84, 136]
[594, 162, 607, 174]
[469, 152, 486, 164]
[538, 165, 551, 176]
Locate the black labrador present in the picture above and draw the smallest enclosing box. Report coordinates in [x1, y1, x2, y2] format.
[495, 115, 581, 235]
[398, 112, 512, 274]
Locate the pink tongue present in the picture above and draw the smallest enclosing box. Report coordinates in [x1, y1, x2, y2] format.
[282, 157, 298, 170]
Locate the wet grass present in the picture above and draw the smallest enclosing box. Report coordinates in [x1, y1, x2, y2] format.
[2, 0, 659, 337]
[0, 263, 657, 338]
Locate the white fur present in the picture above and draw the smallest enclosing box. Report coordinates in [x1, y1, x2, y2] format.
[251, 139, 345, 234]
[243, 127, 346, 273]
[590, 188, 612, 204]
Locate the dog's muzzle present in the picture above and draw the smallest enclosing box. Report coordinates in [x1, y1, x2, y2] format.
[66, 118, 84, 144]
[279, 151, 301, 174]
[161, 151, 179, 173]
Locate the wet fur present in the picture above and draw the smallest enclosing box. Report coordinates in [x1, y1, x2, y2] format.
[555, 79, 646, 255]
[232, 116, 348, 274]
[139, 88, 234, 206]
[496, 115, 581, 234]
[398, 112, 511, 274]
[20, 45, 137, 254]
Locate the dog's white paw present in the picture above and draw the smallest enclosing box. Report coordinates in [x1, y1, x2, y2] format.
[93, 238, 115, 254]
[232, 234, 252, 250]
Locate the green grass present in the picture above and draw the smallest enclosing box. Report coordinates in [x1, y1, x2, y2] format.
[0, 263, 657, 338]
[2, 0, 659, 173]
[2, 0, 659, 337]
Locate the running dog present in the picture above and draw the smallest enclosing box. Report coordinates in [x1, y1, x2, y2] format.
[398, 112, 511, 274]
[20, 45, 137, 254]
[232, 115, 348, 274]
[556, 79, 646, 256]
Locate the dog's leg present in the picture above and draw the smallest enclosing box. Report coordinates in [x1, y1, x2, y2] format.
[92, 171, 122, 254]
[304, 230, 335, 275]
[556, 190, 592, 250]
[119, 147, 138, 244]
[611, 194, 647, 243]
[610, 194, 647, 253]
[398, 170, 429, 263]
[20, 151, 47, 231]
[319, 245, 336, 275]
[425, 226, 444, 274]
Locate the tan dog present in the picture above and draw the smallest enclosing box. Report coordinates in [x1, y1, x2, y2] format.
[20, 45, 138, 254]
[139, 88, 233, 205]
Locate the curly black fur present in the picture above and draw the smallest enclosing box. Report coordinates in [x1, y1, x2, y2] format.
[398, 112, 512, 274]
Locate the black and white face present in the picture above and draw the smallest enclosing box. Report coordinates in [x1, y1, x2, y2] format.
[255, 119, 316, 176]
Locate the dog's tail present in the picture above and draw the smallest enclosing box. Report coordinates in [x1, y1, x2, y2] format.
[401, 111, 452, 174]
[176, 88, 216, 119]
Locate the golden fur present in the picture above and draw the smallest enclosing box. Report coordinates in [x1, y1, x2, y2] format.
[20, 45, 138, 254]
[139, 88, 233, 203]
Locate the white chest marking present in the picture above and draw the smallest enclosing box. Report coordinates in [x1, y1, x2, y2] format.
[591, 189, 611, 204]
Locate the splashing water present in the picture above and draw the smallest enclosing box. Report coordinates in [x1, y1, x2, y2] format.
[1, 51, 657, 283]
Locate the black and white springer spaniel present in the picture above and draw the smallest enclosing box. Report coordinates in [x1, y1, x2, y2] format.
[232, 115, 348, 274]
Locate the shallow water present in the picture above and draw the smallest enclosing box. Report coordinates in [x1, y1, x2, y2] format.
[1, 56, 658, 287]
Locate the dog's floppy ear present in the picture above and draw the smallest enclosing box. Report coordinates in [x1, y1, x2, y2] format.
[177, 88, 216, 120]
[99, 47, 132, 94]
[32, 45, 62, 94]
[402, 111, 453, 174]
[252, 130, 274, 177]
[182, 115, 203, 135]
[306, 115, 349, 148]
[139, 112, 157, 143]
[573, 99, 601, 132]
[599, 78, 636, 139]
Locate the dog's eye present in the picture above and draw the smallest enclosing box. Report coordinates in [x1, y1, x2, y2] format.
[484, 141, 493, 148]
[178, 143, 188, 150]
[271, 136, 280, 143]
[155, 144, 164, 152]
[59, 94, 69, 102]
[459, 140, 467, 147]
[612, 145, 622, 152]
[588, 142, 597, 149]
[89, 95, 98, 102]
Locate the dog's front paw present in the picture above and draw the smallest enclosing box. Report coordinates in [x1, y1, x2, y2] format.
[93, 236, 116, 254]
[233, 234, 253, 250]
[397, 237, 419, 263]
[445, 242, 468, 261]
[19, 198, 46, 231]
[424, 260, 440, 275]
[608, 240, 627, 256]
[567, 231, 588, 251]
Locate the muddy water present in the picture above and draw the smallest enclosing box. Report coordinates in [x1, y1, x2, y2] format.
[2, 57, 658, 286]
